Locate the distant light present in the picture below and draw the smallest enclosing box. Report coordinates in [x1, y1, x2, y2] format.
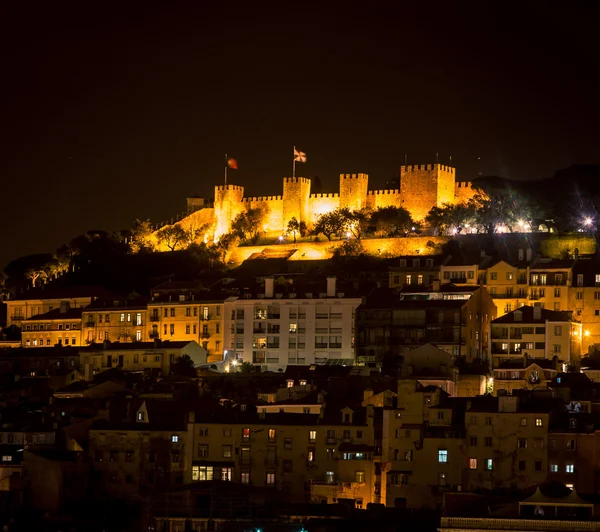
[450, 228, 457, 235]
[518, 219, 525, 226]
[585, 330, 590, 337]
[346, 232, 352, 238]
[278, 235, 284, 242]
[584, 217, 593, 226]
[224, 365, 230, 372]
[411, 226, 415, 231]
[231, 359, 238, 366]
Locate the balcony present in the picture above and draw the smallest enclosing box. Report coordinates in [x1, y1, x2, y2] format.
[10, 315, 24, 321]
[149, 315, 160, 322]
[267, 326, 280, 334]
[267, 314, 280, 320]
[85, 321, 96, 327]
[235, 329, 244, 335]
[201, 333, 210, 339]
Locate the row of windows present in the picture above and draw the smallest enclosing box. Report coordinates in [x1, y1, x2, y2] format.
[24, 323, 78, 331]
[150, 307, 216, 319]
[89, 313, 143, 325]
[468, 417, 544, 426]
[25, 337, 77, 346]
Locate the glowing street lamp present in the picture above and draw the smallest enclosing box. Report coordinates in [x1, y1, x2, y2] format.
[584, 217, 593, 227]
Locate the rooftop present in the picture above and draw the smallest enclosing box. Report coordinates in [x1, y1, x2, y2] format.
[492, 305, 574, 324]
[24, 307, 83, 321]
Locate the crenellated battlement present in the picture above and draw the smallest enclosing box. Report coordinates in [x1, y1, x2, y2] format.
[368, 189, 400, 196]
[283, 177, 311, 184]
[242, 195, 283, 203]
[401, 164, 456, 174]
[339, 173, 369, 180]
[216, 184, 244, 192]
[309, 193, 339, 199]
[455, 181, 472, 189]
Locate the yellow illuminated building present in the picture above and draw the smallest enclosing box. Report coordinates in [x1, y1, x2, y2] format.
[21, 303, 83, 348]
[81, 297, 148, 344]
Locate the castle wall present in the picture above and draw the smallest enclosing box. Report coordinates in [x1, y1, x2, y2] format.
[151, 207, 216, 251]
[400, 164, 456, 221]
[241, 196, 283, 233]
[455, 181, 478, 204]
[308, 193, 341, 222]
[366, 189, 402, 210]
[214, 185, 245, 238]
[339, 173, 369, 211]
[283, 177, 311, 229]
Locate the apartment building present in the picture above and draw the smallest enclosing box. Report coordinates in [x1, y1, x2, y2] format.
[81, 296, 148, 345]
[88, 402, 194, 500]
[492, 357, 561, 395]
[485, 260, 529, 317]
[21, 302, 83, 347]
[356, 284, 496, 369]
[569, 260, 600, 353]
[224, 277, 360, 371]
[464, 394, 553, 492]
[147, 290, 225, 364]
[489, 305, 582, 369]
[388, 256, 443, 289]
[4, 286, 116, 328]
[79, 340, 205, 379]
[527, 258, 573, 313]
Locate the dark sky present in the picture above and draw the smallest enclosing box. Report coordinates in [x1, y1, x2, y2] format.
[1, 2, 599, 268]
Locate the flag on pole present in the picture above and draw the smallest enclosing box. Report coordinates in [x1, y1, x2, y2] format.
[226, 157, 238, 170]
[294, 147, 307, 163]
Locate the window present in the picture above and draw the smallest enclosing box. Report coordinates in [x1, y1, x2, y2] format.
[355, 471, 365, 483]
[283, 459, 293, 472]
[186, 325, 190, 334]
[535, 460, 542, 472]
[550, 463, 558, 473]
[309, 430, 317, 443]
[223, 445, 232, 458]
[535, 418, 543, 427]
[469, 458, 477, 470]
[268, 428, 276, 441]
[485, 417, 492, 425]
[555, 326, 562, 336]
[284, 438, 292, 450]
[125, 451, 134, 462]
[192, 465, 213, 481]
[519, 460, 526, 471]
[266, 471, 276, 485]
[438, 449, 448, 463]
[241, 470, 250, 484]
[242, 427, 251, 441]
[576, 292, 583, 300]
[566, 464, 575, 473]
[518, 439, 527, 449]
[485, 437, 492, 447]
[566, 438, 576, 450]
[485, 459, 493, 471]
[491, 272, 498, 280]
[307, 449, 315, 462]
[554, 344, 561, 354]
[171, 435, 179, 443]
[198, 445, 208, 458]
[520, 418, 527, 426]
[469, 436, 477, 447]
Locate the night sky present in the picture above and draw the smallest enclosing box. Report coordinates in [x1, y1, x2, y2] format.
[1, 3, 599, 268]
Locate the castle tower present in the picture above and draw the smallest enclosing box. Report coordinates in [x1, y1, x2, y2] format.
[214, 184, 245, 238]
[339, 173, 369, 211]
[400, 164, 456, 221]
[282, 177, 311, 229]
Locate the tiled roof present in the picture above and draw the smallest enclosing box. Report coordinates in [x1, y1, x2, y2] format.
[24, 308, 83, 321]
[492, 305, 574, 324]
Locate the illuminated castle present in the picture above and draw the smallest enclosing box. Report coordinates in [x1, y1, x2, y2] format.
[173, 164, 477, 243]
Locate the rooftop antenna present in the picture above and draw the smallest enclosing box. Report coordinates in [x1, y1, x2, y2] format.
[436, 152, 439, 163]
[404, 154, 407, 166]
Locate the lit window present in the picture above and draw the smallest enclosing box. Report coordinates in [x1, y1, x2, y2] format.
[355, 471, 365, 483]
[520, 418, 527, 426]
[469, 458, 477, 470]
[485, 459, 493, 471]
[535, 418, 543, 427]
[242, 428, 251, 440]
[309, 430, 317, 443]
[550, 463, 558, 473]
[268, 428, 276, 441]
[171, 435, 179, 443]
[266, 471, 276, 485]
[307, 450, 315, 462]
[2, 456, 12, 462]
[566, 464, 575, 473]
[438, 449, 448, 463]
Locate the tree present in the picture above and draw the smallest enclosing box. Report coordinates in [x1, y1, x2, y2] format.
[213, 232, 238, 263]
[156, 225, 187, 251]
[171, 354, 198, 377]
[25, 267, 47, 288]
[237, 361, 254, 374]
[370, 206, 419, 237]
[299, 220, 308, 237]
[312, 210, 347, 241]
[331, 239, 365, 260]
[231, 207, 267, 245]
[179, 219, 212, 247]
[286, 217, 301, 243]
[130, 219, 155, 253]
[425, 203, 474, 235]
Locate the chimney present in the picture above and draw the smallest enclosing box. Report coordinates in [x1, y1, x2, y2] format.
[59, 301, 70, 314]
[432, 279, 441, 292]
[265, 277, 274, 298]
[326, 276, 336, 298]
[526, 248, 532, 262]
[533, 303, 542, 321]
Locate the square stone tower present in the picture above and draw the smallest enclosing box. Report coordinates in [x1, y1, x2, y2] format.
[400, 164, 456, 221]
[214, 184, 245, 238]
[339, 173, 369, 211]
[282, 177, 312, 229]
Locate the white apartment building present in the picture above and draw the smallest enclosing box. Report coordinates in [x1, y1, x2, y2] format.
[223, 277, 361, 371]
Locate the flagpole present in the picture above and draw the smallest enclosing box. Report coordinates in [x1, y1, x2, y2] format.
[293, 146, 296, 178]
[224, 154, 228, 186]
